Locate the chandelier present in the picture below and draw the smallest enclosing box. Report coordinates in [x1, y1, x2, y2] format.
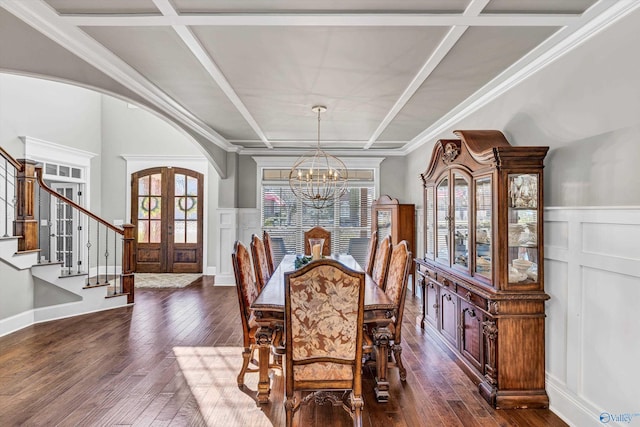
[289, 106, 348, 209]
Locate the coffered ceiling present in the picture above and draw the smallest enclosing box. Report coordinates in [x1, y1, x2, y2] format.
[0, 0, 635, 156]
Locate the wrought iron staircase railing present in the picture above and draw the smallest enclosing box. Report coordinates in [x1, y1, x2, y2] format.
[1, 147, 135, 304]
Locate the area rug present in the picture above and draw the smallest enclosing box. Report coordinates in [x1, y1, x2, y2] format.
[173, 346, 282, 426]
[135, 273, 202, 288]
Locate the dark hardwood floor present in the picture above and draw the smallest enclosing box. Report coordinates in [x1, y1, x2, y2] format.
[0, 277, 567, 426]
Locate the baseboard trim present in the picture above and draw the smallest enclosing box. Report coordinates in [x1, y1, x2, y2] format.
[547, 374, 601, 427]
[0, 310, 36, 338]
[0, 302, 133, 338]
[214, 272, 235, 286]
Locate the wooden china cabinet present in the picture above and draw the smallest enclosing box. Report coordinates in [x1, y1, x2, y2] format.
[371, 195, 416, 291]
[415, 130, 549, 409]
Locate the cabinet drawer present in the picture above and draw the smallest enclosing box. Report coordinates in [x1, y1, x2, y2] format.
[455, 286, 487, 311]
[417, 263, 437, 280]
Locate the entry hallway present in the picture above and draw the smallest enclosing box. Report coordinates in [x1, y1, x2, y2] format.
[0, 278, 567, 426]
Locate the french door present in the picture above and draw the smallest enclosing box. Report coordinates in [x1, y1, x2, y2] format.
[132, 167, 203, 273]
[51, 183, 83, 272]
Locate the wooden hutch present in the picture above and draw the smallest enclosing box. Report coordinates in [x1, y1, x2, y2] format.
[371, 195, 415, 292]
[415, 130, 549, 409]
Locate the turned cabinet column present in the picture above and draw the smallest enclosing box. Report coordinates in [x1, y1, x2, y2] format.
[13, 159, 38, 252]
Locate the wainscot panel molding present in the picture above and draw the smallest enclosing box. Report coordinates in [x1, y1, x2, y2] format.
[214, 208, 239, 285]
[544, 206, 640, 427]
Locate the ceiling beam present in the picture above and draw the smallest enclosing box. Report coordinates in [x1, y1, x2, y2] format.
[152, 0, 273, 149]
[363, 0, 490, 149]
[60, 13, 580, 28]
[403, 0, 638, 154]
[0, 0, 234, 153]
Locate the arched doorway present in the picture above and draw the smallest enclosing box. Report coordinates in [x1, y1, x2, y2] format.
[132, 167, 203, 273]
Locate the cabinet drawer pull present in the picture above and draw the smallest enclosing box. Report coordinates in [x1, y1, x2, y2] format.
[467, 309, 476, 318]
[444, 293, 452, 302]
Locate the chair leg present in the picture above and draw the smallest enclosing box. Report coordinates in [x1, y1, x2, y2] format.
[237, 347, 252, 387]
[393, 343, 407, 381]
[350, 393, 364, 427]
[284, 395, 295, 427]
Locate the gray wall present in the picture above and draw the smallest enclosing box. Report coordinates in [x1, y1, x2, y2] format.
[404, 6, 640, 208]
[0, 73, 102, 319]
[100, 96, 221, 267]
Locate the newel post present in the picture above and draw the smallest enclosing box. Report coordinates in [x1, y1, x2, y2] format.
[14, 159, 38, 252]
[122, 224, 136, 304]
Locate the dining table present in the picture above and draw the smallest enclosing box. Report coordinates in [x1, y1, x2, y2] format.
[250, 254, 396, 404]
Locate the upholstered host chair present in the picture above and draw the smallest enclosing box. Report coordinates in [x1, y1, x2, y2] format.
[364, 231, 378, 276]
[263, 230, 276, 275]
[303, 226, 331, 256]
[284, 259, 365, 427]
[371, 235, 391, 290]
[250, 234, 271, 292]
[232, 241, 269, 387]
[367, 240, 412, 381]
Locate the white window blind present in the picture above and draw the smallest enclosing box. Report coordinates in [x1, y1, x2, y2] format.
[261, 168, 375, 267]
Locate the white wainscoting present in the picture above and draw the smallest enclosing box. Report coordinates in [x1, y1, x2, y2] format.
[544, 207, 640, 427]
[214, 209, 238, 285]
[214, 208, 260, 286]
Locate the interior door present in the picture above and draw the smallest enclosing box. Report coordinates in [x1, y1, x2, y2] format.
[51, 183, 81, 272]
[132, 167, 203, 273]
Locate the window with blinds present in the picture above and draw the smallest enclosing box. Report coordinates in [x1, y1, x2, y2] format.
[261, 168, 375, 266]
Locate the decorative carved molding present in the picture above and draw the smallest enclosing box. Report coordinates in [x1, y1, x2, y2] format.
[483, 320, 498, 386]
[489, 301, 500, 314]
[442, 142, 460, 164]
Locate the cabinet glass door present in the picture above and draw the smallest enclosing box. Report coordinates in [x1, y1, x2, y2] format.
[436, 178, 449, 265]
[425, 187, 435, 260]
[474, 177, 492, 278]
[376, 209, 392, 243]
[507, 173, 539, 284]
[453, 173, 469, 269]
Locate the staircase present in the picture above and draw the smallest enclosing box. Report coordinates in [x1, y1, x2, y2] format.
[1, 147, 135, 337]
[0, 235, 128, 333]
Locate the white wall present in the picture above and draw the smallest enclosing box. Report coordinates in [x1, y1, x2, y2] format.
[404, 7, 640, 427]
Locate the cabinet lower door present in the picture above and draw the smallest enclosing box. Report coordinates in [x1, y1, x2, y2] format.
[460, 300, 483, 372]
[425, 280, 439, 327]
[440, 289, 458, 346]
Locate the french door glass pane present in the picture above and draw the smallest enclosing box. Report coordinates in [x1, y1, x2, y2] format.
[186, 221, 197, 243]
[187, 176, 197, 196]
[150, 220, 161, 243]
[175, 174, 186, 196]
[138, 221, 149, 242]
[174, 221, 185, 243]
[150, 173, 162, 195]
[139, 176, 149, 196]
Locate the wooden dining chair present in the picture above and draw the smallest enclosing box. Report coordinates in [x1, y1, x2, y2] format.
[366, 240, 412, 381]
[364, 231, 378, 276]
[263, 230, 276, 275]
[371, 235, 391, 290]
[250, 234, 271, 292]
[284, 259, 365, 427]
[232, 241, 267, 387]
[303, 226, 331, 256]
